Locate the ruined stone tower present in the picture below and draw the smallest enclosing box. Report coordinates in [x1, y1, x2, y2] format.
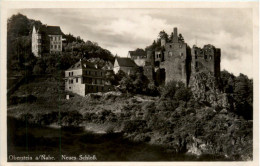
[160, 27, 191, 86]
[191, 44, 221, 78]
[142, 27, 221, 87]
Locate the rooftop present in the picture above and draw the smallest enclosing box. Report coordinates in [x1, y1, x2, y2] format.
[67, 60, 99, 70]
[115, 57, 137, 67]
[36, 25, 63, 35]
[128, 49, 146, 57]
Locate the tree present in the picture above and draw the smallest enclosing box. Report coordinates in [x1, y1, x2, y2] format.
[221, 70, 235, 93]
[178, 34, 184, 42]
[233, 73, 253, 120]
[160, 81, 178, 99]
[175, 85, 192, 102]
[159, 30, 168, 39]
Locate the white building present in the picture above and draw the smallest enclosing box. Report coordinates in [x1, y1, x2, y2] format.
[32, 25, 63, 57]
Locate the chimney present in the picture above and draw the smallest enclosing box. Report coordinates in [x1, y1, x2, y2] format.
[173, 27, 178, 43]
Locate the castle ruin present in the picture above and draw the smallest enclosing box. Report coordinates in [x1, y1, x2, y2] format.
[128, 27, 221, 86]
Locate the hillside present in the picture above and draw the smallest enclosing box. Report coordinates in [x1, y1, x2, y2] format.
[7, 73, 253, 161]
[7, 13, 115, 77]
[6, 13, 253, 161]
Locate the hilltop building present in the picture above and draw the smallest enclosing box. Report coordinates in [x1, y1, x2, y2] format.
[113, 57, 138, 75]
[65, 59, 113, 96]
[191, 44, 221, 78]
[128, 49, 147, 66]
[66, 27, 221, 96]
[32, 25, 64, 57]
[116, 27, 221, 87]
[158, 27, 192, 85]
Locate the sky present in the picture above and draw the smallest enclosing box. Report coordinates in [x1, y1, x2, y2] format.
[8, 8, 253, 78]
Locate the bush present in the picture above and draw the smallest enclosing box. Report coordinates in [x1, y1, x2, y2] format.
[123, 120, 148, 133]
[60, 110, 83, 126]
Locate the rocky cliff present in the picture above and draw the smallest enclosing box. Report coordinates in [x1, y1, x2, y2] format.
[189, 71, 232, 110]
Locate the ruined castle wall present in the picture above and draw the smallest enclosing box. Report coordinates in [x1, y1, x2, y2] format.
[214, 49, 221, 78]
[143, 66, 154, 84]
[191, 46, 221, 79]
[161, 42, 188, 84]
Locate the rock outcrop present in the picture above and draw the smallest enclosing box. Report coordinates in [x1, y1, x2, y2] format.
[189, 71, 232, 110]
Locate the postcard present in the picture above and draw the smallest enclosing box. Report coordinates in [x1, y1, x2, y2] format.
[1, 1, 259, 166]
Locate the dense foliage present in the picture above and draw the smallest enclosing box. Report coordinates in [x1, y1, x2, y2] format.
[7, 13, 114, 76]
[7, 14, 253, 161]
[115, 69, 159, 96]
[220, 70, 253, 120]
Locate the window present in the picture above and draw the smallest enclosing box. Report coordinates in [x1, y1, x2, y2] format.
[95, 71, 97, 75]
[169, 45, 172, 48]
[71, 72, 73, 76]
[195, 61, 198, 68]
[69, 72, 70, 76]
[55, 45, 57, 49]
[51, 45, 53, 49]
[195, 55, 198, 59]
[76, 78, 78, 83]
[180, 53, 184, 57]
[58, 45, 61, 49]
[101, 72, 102, 76]
[71, 80, 73, 84]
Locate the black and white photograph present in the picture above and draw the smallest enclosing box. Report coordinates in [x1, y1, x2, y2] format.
[1, 1, 259, 165]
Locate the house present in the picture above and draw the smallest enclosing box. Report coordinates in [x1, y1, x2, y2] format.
[65, 59, 113, 96]
[32, 25, 64, 57]
[113, 57, 138, 75]
[128, 49, 147, 66]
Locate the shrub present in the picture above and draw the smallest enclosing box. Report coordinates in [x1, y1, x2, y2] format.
[123, 120, 148, 133]
[60, 110, 83, 126]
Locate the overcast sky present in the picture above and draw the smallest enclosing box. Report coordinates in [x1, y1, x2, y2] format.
[8, 8, 253, 77]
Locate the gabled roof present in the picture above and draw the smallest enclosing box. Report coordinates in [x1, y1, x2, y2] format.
[35, 25, 63, 35]
[46, 26, 63, 35]
[67, 60, 98, 70]
[115, 57, 137, 67]
[128, 50, 146, 57]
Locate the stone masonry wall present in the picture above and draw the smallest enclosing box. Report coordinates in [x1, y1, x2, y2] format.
[161, 42, 188, 84]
